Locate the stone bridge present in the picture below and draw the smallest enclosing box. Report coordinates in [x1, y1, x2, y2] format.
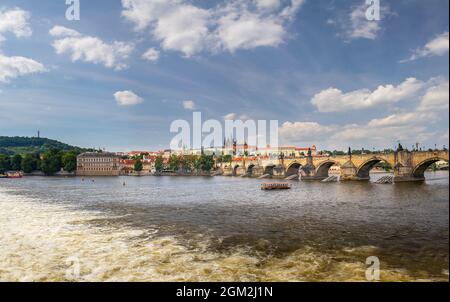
[220, 149, 449, 182]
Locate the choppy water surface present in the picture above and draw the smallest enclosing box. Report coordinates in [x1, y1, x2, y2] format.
[0, 172, 448, 281]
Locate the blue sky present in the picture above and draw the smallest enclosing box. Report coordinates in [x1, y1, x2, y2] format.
[0, 0, 448, 151]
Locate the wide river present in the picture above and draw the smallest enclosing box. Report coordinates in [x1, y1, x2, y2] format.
[0, 172, 448, 282]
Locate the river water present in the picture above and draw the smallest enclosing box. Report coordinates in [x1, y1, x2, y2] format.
[0, 172, 448, 282]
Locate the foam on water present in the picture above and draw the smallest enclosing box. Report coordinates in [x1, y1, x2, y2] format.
[0, 189, 445, 282]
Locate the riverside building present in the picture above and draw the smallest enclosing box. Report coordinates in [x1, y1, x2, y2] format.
[76, 152, 121, 176]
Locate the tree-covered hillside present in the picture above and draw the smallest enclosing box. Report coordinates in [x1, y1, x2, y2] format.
[0, 136, 88, 155]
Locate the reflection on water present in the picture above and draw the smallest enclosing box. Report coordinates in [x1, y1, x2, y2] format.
[0, 172, 448, 281]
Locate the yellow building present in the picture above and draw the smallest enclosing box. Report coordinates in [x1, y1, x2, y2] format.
[76, 152, 121, 176]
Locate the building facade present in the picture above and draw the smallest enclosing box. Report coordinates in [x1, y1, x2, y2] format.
[76, 152, 121, 176]
[119, 158, 155, 175]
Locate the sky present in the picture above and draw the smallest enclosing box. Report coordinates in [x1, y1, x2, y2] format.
[0, 0, 448, 152]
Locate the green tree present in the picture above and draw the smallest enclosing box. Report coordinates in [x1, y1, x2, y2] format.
[168, 154, 180, 171]
[222, 155, 232, 164]
[40, 149, 62, 176]
[193, 155, 202, 171]
[198, 154, 214, 172]
[62, 152, 77, 172]
[179, 156, 188, 172]
[154, 156, 164, 172]
[11, 154, 22, 171]
[379, 162, 393, 172]
[21, 154, 37, 173]
[0, 155, 11, 174]
[134, 159, 143, 172]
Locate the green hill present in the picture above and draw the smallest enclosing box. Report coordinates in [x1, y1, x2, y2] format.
[0, 136, 89, 155]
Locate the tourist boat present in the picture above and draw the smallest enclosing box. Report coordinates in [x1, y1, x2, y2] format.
[6, 171, 22, 178]
[0, 174, 7, 179]
[261, 183, 291, 190]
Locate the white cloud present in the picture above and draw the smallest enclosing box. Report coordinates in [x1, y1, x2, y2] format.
[418, 80, 449, 112]
[331, 3, 393, 41]
[279, 0, 305, 21]
[114, 90, 143, 106]
[279, 121, 336, 143]
[183, 100, 195, 110]
[254, 0, 281, 11]
[0, 54, 45, 83]
[329, 123, 434, 149]
[224, 113, 238, 120]
[0, 8, 32, 42]
[279, 118, 437, 150]
[402, 32, 449, 62]
[121, 0, 304, 57]
[50, 26, 134, 70]
[347, 3, 380, 40]
[154, 5, 211, 57]
[121, 0, 211, 57]
[142, 47, 160, 62]
[282, 77, 449, 149]
[216, 8, 285, 52]
[368, 79, 449, 128]
[367, 111, 434, 128]
[215, 0, 304, 52]
[280, 77, 449, 149]
[121, 0, 173, 31]
[49, 25, 81, 37]
[0, 9, 44, 84]
[311, 78, 425, 112]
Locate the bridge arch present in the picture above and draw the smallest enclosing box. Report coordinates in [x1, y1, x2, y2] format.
[232, 165, 240, 176]
[316, 160, 339, 178]
[286, 162, 302, 177]
[247, 164, 256, 176]
[264, 165, 276, 176]
[356, 157, 392, 179]
[412, 157, 449, 179]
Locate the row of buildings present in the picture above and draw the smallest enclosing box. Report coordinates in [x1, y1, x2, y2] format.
[76, 145, 319, 176]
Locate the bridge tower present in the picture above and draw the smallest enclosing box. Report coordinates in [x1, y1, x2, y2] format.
[300, 148, 320, 180]
[340, 147, 360, 181]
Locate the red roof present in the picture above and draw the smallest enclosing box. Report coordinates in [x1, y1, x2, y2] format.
[120, 159, 136, 165]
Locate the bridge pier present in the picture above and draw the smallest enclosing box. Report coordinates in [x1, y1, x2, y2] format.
[272, 165, 286, 179]
[299, 151, 327, 181]
[392, 149, 425, 182]
[251, 166, 265, 178]
[339, 160, 368, 181]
